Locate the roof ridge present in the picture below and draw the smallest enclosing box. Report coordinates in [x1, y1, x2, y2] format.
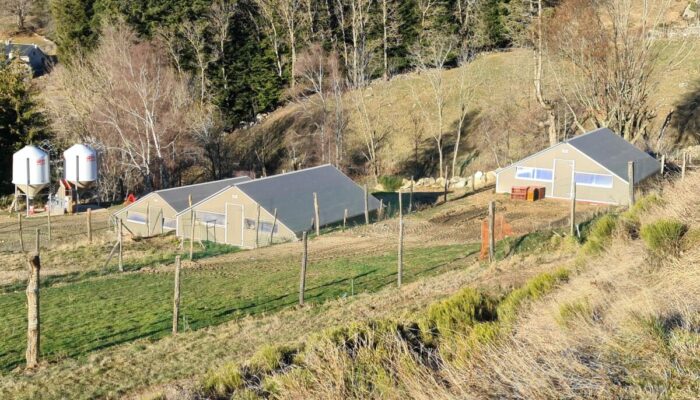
[235, 164, 333, 187]
[155, 176, 248, 194]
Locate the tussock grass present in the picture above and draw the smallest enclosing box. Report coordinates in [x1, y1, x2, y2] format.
[640, 218, 686, 258]
[200, 269, 570, 399]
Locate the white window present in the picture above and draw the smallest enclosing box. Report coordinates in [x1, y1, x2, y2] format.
[126, 212, 146, 224]
[195, 211, 225, 227]
[515, 167, 553, 182]
[259, 221, 279, 234]
[163, 218, 177, 230]
[574, 172, 613, 188]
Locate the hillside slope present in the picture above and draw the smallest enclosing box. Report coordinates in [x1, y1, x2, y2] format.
[256, 41, 700, 177]
[192, 174, 700, 399]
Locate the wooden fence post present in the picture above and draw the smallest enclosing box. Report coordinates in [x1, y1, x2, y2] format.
[18, 213, 24, 252]
[681, 151, 687, 180]
[409, 177, 414, 213]
[660, 154, 665, 175]
[364, 184, 369, 224]
[299, 232, 308, 306]
[313, 193, 320, 237]
[398, 190, 404, 288]
[270, 208, 278, 244]
[145, 203, 150, 236]
[570, 183, 577, 237]
[47, 205, 51, 243]
[378, 199, 384, 220]
[26, 252, 40, 369]
[343, 209, 348, 231]
[255, 204, 261, 247]
[172, 255, 181, 334]
[443, 172, 449, 203]
[628, 161, 635, 207]
[87, 208, 92, 243]
[488, 201, 495, 263]
[189, 194, 195, 261]
[118, 219, 124, 272]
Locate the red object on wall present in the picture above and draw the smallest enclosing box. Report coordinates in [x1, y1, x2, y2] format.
[125, 194, 136, 204]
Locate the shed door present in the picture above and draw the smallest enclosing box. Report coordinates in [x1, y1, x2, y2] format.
[553, 159, 575, 199]
[226, 204, 243, 246]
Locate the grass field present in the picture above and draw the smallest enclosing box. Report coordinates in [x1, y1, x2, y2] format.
[0, 243, 477, 371]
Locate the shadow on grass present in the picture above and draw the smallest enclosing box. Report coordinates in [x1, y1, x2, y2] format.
[0, 242, 241, 294]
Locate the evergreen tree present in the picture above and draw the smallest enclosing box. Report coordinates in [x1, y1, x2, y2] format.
[50, 0, 101, 59]
[0, 58, 50, 191]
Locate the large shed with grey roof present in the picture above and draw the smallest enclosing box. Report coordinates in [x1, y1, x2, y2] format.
[495, 128, 660, 205]
[175, 164, 381, 248]
[113, 176, 250, 237]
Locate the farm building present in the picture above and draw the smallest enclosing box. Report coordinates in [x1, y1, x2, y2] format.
[495, 128, 660, 205]
[175, 164, 382, 248]
[113, 176, 251, 236]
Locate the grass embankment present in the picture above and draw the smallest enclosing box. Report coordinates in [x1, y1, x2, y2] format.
[202, 268, 571, 399]
[0, 243, 477, 371]
[199, 181, 700, 399]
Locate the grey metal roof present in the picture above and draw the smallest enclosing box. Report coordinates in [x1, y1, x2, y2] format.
[237, 164, 381, 235]
[156, 176, 251, 213]
[567, 128, 660, 184]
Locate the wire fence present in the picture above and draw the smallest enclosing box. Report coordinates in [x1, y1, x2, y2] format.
[0, 165, 692, 372]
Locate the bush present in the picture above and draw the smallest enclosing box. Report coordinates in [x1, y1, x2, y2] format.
[378, 175, 403, 192]
[581, 214, 618, 255]
[557, 299, 592, 327]
[422, 288, 498, 340]
[497, 268, 570, 325]
[247, 344, 298, 376]
[619, 194, 664, 237]
[203, 363, 245, 397]
[640, 219, 686, 257]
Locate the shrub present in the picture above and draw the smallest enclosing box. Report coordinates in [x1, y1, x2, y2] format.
[203, 363, 245, 397]
[422, 288, 498, 340]
[497, 268, 570, 325]
[640, 219, 687, 257]
[619, 194, 664, 237]
[378, 175, 403, 192]
[247, 344, 298, 376]
[581, 214, 618, 255]
[556, 298, 592, 327]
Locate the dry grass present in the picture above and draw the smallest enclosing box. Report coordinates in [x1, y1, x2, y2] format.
[191, 173, 700, 400]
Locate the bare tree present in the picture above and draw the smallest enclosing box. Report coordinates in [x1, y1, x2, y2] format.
[295, 44, 331, 163]
[411, 34, 456, 178]
[547, 0, 678, 143]
[209, 0, 237, 90]
[351, 87, 390, 183]
[181, 20, 212, 106]
[532, 0, 557, 146]
[3, 0, 32, 31]
[451, 59, 477, 178]
[279, 0, 305, 88]
[47, 24, 197, 192]
[346, 0, 375, 88]
[254, 0, 285, 77]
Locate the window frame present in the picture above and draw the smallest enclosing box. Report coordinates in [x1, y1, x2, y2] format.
[574, 171, 614, 188]
[515, 166, 554, 182]
[195, 211, 226, 227]
[126, 212, 146, 225]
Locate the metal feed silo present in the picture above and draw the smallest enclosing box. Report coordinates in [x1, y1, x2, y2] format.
[12, 145, 50, 197]
[64, 144, 98, 188]
[12, 145, 50, 215]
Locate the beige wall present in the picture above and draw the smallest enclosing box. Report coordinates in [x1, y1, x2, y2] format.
[176, 186, 296, 248]
[496, 143, 629, 205]
[113, 193, 178, 237]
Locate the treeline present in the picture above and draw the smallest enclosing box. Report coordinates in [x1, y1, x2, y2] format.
[50, 0, 535, 129]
